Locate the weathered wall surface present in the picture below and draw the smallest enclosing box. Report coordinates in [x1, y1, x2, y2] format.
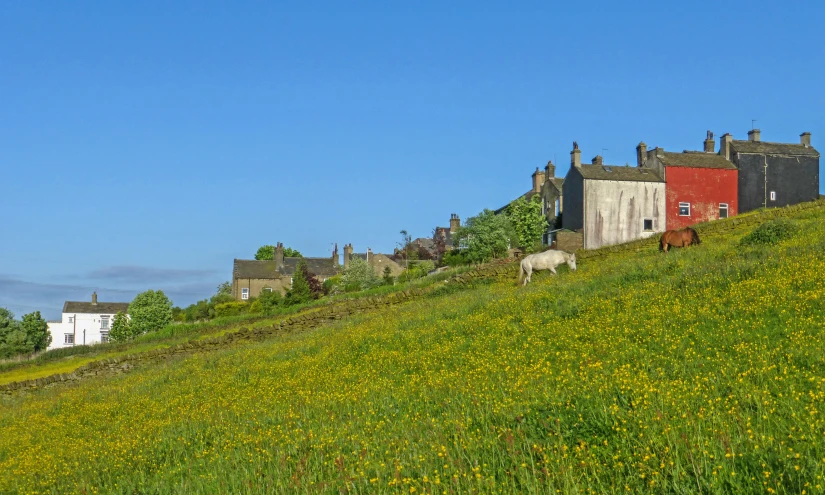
[233, 278, 290, 299]
[367, 254, 404, 277]
[556, 231, 583, 252]
[583, 180, 665, 249]
[665, 167, 738, 230]
[736, 153, 820, 213]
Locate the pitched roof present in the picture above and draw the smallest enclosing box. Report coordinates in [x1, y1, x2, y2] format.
[731, 140, 819, 157]
[576, 164, 664, 182]
[548, 177, 565, 191]
[657, 151, 737, 170]
[233, 257, 338, 279]
[233, 259, 282, 279]
[63, 301, 129, 315]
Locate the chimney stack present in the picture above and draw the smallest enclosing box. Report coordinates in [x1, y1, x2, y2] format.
[275, 242, 285, 272]
[591, 155, 603, 166]
[531, 167, 545, 193]
[449, 213, 460, 233]
[343, 243, 353, 270]
[544, 160, 555, 179]
[748, 129, 761, 142]
[636, 142, 647, 167]
[570, 141, 581, 168]
[801, 132, 812, 147]
[91, 292, 98, 305]
[704, 131, 715, 153]
[332, 243, 339, 269]
[720, 133, 733, 160]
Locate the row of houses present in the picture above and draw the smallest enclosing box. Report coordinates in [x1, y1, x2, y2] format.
[505, 130, 819, 250]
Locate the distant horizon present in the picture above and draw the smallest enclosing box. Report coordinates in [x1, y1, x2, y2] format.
[2, 1, 823, 319]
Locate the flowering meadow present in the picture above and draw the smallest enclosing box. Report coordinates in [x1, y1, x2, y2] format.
[1, 207, 825, 494]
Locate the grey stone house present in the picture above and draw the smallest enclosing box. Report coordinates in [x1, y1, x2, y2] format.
[721, 130, 819, 213]
[232, 242, 339, 300]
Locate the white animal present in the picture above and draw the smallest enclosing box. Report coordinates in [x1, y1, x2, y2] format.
[518, 249, 577, 285]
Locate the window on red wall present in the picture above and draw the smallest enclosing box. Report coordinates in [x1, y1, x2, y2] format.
[719, 203, 729, 219]
[679, 202, 691, 216]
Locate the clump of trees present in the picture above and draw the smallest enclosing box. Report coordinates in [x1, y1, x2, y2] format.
[255, 245, 302, 260]
[110, 290, 173, 343]
[0, 309, 51, 359]
[506, 196, 548, 251]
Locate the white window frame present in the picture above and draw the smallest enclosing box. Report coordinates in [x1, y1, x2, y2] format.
[719, 203, 729, 219]
[770, 191, 776, 201]
[241, 288, 249, 300]
[64, 333, 74, 345]
[100, 332, 109, 343]
[263, 287, 272, 293]
[678, 202, 691, 216]
[643, 218, 654, 231]
[100, 315, 110, 330]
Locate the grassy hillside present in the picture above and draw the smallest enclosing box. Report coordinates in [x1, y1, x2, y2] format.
[2, 204, 825, 494]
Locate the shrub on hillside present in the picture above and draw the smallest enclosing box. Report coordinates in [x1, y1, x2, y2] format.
[108, 312, 133, 343]
[214, 301, 249, 318]
[441, 249, 470, 267]
[398, 260, 436, 282]
[128, 290, 173, 337]
[740, 219, 796, 246]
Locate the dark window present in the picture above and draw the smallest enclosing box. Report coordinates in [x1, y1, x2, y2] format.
[719, 203, 729, 219]
[679, 202, 691, 216]
[643, 219, 653, 231]
[64, 333, 74, 345]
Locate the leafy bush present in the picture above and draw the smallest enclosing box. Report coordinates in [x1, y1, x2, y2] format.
[441, 250, 471, 267]
[740, 219, 796, 246]
[323, 275, 342, 295]
[340, 257, 381, 292]
[128, 290, 173, 337]
[108, 312, 133, 343]
[398, 260, 436, 283]
[214, 301, 249, 318]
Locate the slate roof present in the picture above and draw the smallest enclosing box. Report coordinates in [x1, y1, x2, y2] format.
[233, 257, 339, 279]
[576, 164, 664, 182]
[548, 178, 565, 192]
[731, 140, 820, 157]
[63, 301, 130, 315]
[657, 151, 737, 170]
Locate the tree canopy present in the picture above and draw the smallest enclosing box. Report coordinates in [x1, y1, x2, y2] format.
[506, 195, 548, 250]
[340, 256, 381, 291]
[128, 290, 173, 337]
[255, 245, 302, 260]
[453, 209, 515, 264]
[0, 308, 52, 358]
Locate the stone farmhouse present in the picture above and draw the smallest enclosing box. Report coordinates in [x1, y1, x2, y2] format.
[232, 242, 403, 300]
[563, 142, 666, 250]
[722, 130, 819, 213]
[46, 292, 129, 349]
[639, 131, 739, 230]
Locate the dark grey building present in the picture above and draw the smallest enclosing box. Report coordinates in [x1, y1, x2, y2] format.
[720, 130, 820, 213]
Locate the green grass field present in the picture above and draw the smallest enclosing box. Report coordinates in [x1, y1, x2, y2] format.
[1, 204, 824, 494]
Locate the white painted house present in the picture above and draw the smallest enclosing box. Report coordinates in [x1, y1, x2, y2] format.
[562, 144, 666, 250]
[47, 293, 129, 349]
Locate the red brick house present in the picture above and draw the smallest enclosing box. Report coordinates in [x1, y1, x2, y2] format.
[638, 132, 738, 230]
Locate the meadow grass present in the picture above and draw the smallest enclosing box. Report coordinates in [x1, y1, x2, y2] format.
[1, 209, 824, 494]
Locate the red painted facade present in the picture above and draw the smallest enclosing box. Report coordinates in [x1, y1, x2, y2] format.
[665, 167, 738, 230]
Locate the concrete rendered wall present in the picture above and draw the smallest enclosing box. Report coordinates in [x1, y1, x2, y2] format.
[583, 180, 665, 249]
[47, 312, 123, 350]
[735, 153, 820, 213]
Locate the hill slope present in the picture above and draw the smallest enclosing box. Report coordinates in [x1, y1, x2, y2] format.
[2, 203, 825, 493]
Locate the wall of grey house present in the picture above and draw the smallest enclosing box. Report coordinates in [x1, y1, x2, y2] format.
[582, 180, 666, 250]
[561, 168, 584, 232]
[734, 152, 820, 213]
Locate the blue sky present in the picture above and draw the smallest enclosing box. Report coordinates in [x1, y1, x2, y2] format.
[1, 1, 823, 319]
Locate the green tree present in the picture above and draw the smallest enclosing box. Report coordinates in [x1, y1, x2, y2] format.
[382, 266, 394, 286]
[255, 245, 302, 260]
[0, 308, 33, 358]
[507, 195, 548, 250]
[257, 289, 282, 314]
[21, 311, 51, 351]
[109, 312, 132, 342]
[216, 281, 232, 296]
[285, 259, 313, 306]
[340, 256, 381, 291]
[453, 209, 515, 264]
[128, 290, 173, 337]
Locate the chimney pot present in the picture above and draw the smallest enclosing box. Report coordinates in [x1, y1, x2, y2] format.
[343, 243, 353, 270]
[591, 155, 603, 166]
[636, 142, 647, 167]
[748, 129, 761, 142]
[570, 141, 581, 168]
[801, 132, 812, 147]
[544, 160, 555, 178]
[275, 242, 285, 272]
[91, 292, 98, 305]
[449, 214, 460, 233]
[531, 167, 545, 193]
[704, 130, 715, 153]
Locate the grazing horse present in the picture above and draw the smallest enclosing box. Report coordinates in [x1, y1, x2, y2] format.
[659, 227, 701, 253]
[518, 249, 577, 286]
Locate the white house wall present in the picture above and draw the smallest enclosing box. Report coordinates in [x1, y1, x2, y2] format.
[47, 312, 121, 349]
[583, 180, 665, 249]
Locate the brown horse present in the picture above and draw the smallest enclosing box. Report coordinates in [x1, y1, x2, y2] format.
[659, 227, 701, 252]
